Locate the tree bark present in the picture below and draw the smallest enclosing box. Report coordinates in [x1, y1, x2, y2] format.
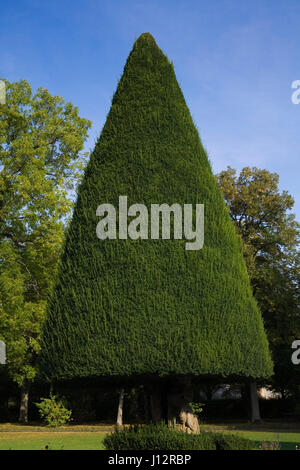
[249, 381, 261, 422]
[150, 385, 162, 422]
[128, 388, 141, 422]
[19, 381, 30, 424]
[143, 390, 150, 423]
[167, 377, 199, 433]
[116, 388, 125, 426]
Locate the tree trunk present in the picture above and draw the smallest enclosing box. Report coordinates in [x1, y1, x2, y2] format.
[19, 381, 30, 424]
[167, 377, 199, 433]
[249, 381, 261, 422]
[143, 390, 150, 423]
[128, 388, 141, 423]
[116, 388, 125, 426]
[150, 385, 162, 422]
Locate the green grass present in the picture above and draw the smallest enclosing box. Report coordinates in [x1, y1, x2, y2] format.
[237, 431, 300, 450]
[0, 423, 300, 450]
[0, 432, 107, 450]
[0, 422, 114, 432]
[201, 423, 300, 450]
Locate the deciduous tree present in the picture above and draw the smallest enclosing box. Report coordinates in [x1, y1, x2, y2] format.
[217, 166, 300, 403]
[0, 80, 91, 422]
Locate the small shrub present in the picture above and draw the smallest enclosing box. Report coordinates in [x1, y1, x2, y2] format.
[189, 402, 205, 423]
[35, 394, 72, 427]
[103, 423, 256, 450]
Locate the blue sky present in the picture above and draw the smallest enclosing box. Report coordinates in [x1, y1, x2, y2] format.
[1, 0, 300, 221]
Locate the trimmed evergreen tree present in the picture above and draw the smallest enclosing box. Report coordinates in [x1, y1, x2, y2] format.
[40, 34, 272, 389]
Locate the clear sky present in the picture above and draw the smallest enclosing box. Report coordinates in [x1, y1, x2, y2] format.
[1, 0, 300, 222]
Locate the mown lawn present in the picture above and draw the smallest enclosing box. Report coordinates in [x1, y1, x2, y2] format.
[201, 423, 300, 450]
[0, 432, 107, 450]
[237, 431, 300, 450]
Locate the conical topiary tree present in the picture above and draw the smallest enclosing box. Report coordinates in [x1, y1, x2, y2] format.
[40, 33, 273, 426]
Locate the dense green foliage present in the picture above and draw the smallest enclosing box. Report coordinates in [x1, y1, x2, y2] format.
[40, 33, 272, 381]
[0, 79, 91, 420]
[103, 423, 256, 450]
[217, 167, 300, 396]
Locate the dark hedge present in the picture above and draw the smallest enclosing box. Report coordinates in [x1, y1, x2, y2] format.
[103, 423, 256, 450]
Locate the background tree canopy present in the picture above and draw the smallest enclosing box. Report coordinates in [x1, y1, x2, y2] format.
[0, 79, 91, 421]
[217, 166, 300, 396]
